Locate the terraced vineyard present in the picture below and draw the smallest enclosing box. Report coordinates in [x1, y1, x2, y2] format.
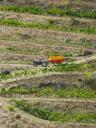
[0, 0, 96, 128]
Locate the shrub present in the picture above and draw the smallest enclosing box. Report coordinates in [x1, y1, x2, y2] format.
[81, 50, 93, 56]
[7, 105, 15, 112]
[83, 78, 96, 90]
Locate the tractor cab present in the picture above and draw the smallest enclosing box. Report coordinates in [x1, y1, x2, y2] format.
[33, 59, 48, 67]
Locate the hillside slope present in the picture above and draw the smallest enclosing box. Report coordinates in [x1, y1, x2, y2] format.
[0, 0, 96, 128]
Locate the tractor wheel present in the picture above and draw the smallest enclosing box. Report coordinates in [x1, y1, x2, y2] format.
[41, 62, 48, 67]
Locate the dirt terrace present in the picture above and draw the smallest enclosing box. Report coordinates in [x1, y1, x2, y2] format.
[1, 40, 94, 56]
[0, 11, 96, 28]
[0, 0, 96, 10]
[0, 26, 96, 41]
[24, 99, 96, 113]
[0, 97, 96, 128]
[2, 73, 85, 88]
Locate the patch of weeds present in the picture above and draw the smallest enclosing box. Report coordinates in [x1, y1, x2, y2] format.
[6, 47, 17, 52]
[0, 6, 96, 19]
[0, 19, 96, 34]
[0, 69, 38, 81]
[13, 100, 96, 123]
[7, 105, 15, 112]
[1, 86, 96, 99]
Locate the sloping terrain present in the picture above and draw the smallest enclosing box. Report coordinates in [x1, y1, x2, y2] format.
[0, 0, 96, 128]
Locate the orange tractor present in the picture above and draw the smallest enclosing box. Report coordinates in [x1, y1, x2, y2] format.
[33, 56, 65, 66]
